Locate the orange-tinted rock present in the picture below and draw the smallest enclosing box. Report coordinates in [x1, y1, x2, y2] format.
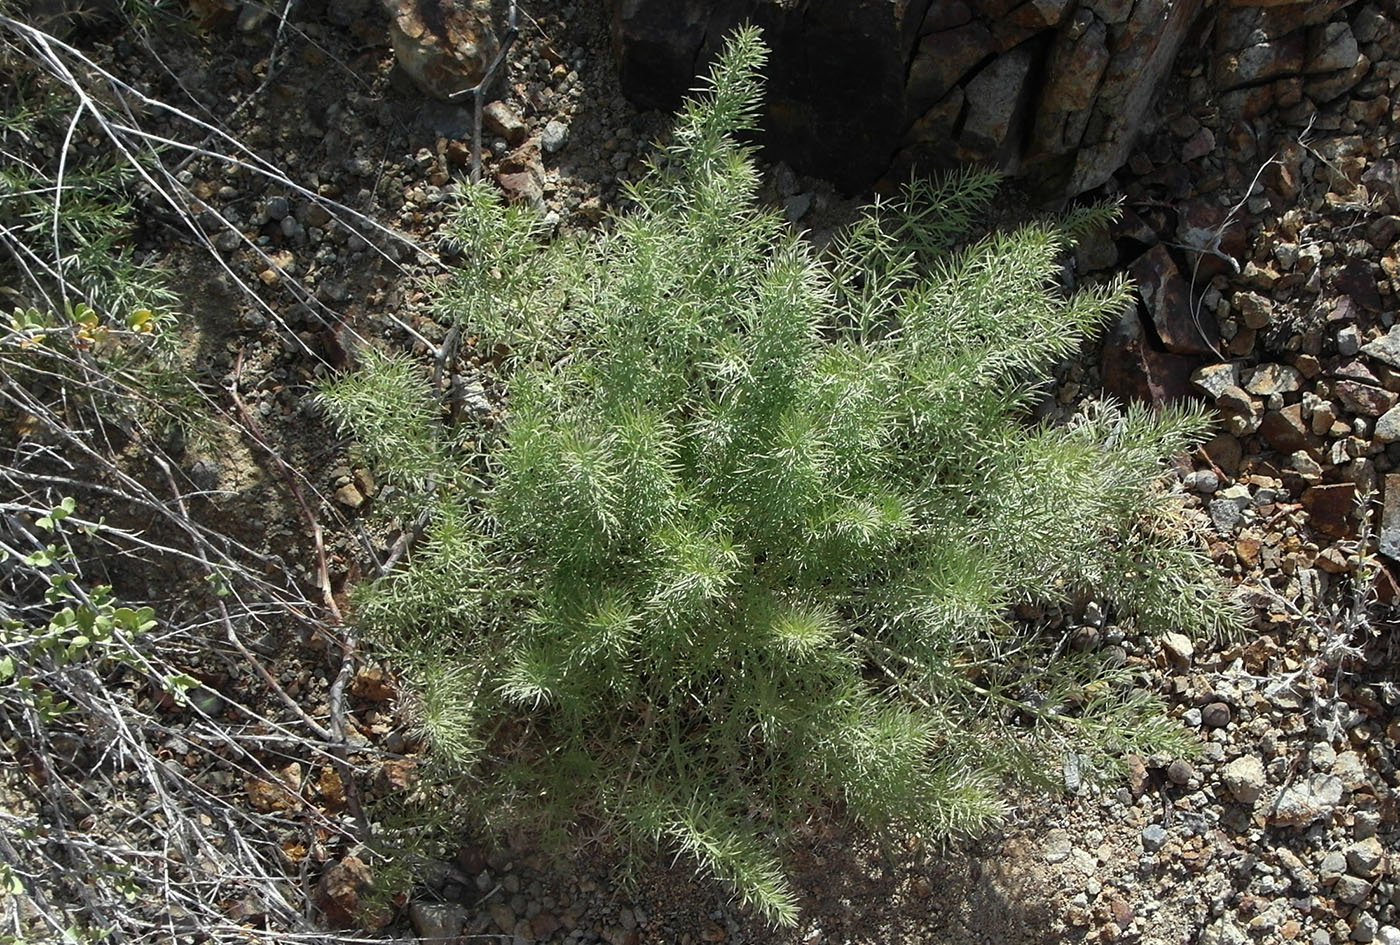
[317, 855, 391, 929]
[385, 0, 497, 101]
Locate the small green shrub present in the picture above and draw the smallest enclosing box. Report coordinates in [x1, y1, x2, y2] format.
[320, 28, 1236, 925]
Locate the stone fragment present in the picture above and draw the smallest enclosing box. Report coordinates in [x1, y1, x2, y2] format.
[1210, 498, 1243, 532]
[1166, 758, 1195, 784]
[1245, 363, 1302, 397]
[1221, 755, 1266, 805]
[350, 665, 396, 702]
[317, 855, 391, 928]
[1044, 828, 1072, 863]
[1141, 823, 1167, 853]
[1126, 753, 1150, 796]
[410, 901, 468, 943]
[1322, 850, 1348, 884]
[959, 46, 1035, 165]
[1181, 127, 1215, 162]
[1332, 750, 1368, 790]
[1335, 380, 1399, 417]
[385, 0, 498, 101]
[532, 913, 563, 938]
[1307, 21, 1359, 74]
[541, 118, 569, 153]
[1259, 404, 1319, 453]
[1367, 215, 1400, 252]
[333, 483, 365, 509]
[1335, 261, 1384, 313]
[246, 764, 301, 813]
[1130, 244, 1217, 356]
[1217, 385, 1258, 419]
[1290, 450, 1323, 482]
[1304, 482, 1358, 539]
[1201, 433, 1243, 478]
[1362, 325, 1400, 369]
[1188, 468, 1220, 493]
[1192, 363, 1242, 399]
[1162, 632, 1194, 665]
[302, 202, 332, 229]
[1335, 873, 1373, 906]
[1304, 52, 1371, 102]
[481, 100, 527, 145]
[1201, 918, 1251, 945]
[339, 469, 370, 502]
[1271, 773, 1344, 826]
[1060, 0, 1205, 196]
[1226, 326, 1256, 358]
[1037, 10, 1108, 121]
[1317, 546, 1351, 573]
[495, 142, 546, 208]
[1338, 324, 1362, 357]
[318, 765, 346, 811]
[264, 194, 291, 220]
[1216, 33, 1306, 90]
[784, 193, 812, 222]
[1352, 915, 1378, 943]
[909, 21, 993, 111]
[1233, 290, 1273, 330]
[488, 902, 515, 934]
[1101, 308, 1202, 405]
[1361, 159, 1400, 213]
[1345, 837, 1386, 878]
[1374, 405, 1400, 443]
[1310, 400, 1339, 436]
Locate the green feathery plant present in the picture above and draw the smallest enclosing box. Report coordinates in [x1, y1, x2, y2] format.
[320, 27, 1237, 926]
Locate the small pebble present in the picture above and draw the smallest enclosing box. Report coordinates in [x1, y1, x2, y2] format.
[1167, 759, 1195, 785]
[542, 119, 570, 153]
[1202, 702, 1232, 728]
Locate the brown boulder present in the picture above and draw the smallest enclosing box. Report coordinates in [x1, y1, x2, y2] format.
[959, 46, 1037, 168]
[317, 855, 392, 929]
[1258, 404, 1322, 454]
[908, 21, 993, 114]
[1129, 244, 1219, 356]
[385, 0, 497, 100]
[1303, 482, 1358, 540]
[1100, 307, 1204, 406]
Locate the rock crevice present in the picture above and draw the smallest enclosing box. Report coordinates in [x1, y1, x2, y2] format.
[605, 0, 1383, 200]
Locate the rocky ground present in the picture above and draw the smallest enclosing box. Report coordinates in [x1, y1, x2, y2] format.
[5, 0, 1398, 943]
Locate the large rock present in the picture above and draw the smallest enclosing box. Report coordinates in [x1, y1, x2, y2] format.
[1051, 0, 1207, 195]
[1272, 773, 1345, 826]
[609, 0, 1211, 199]
[385, 0, 497, 100]
[607, 0, 1376, 201]
[1129, 244, 1219, 356]
[1101, 304, 1204, 405]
